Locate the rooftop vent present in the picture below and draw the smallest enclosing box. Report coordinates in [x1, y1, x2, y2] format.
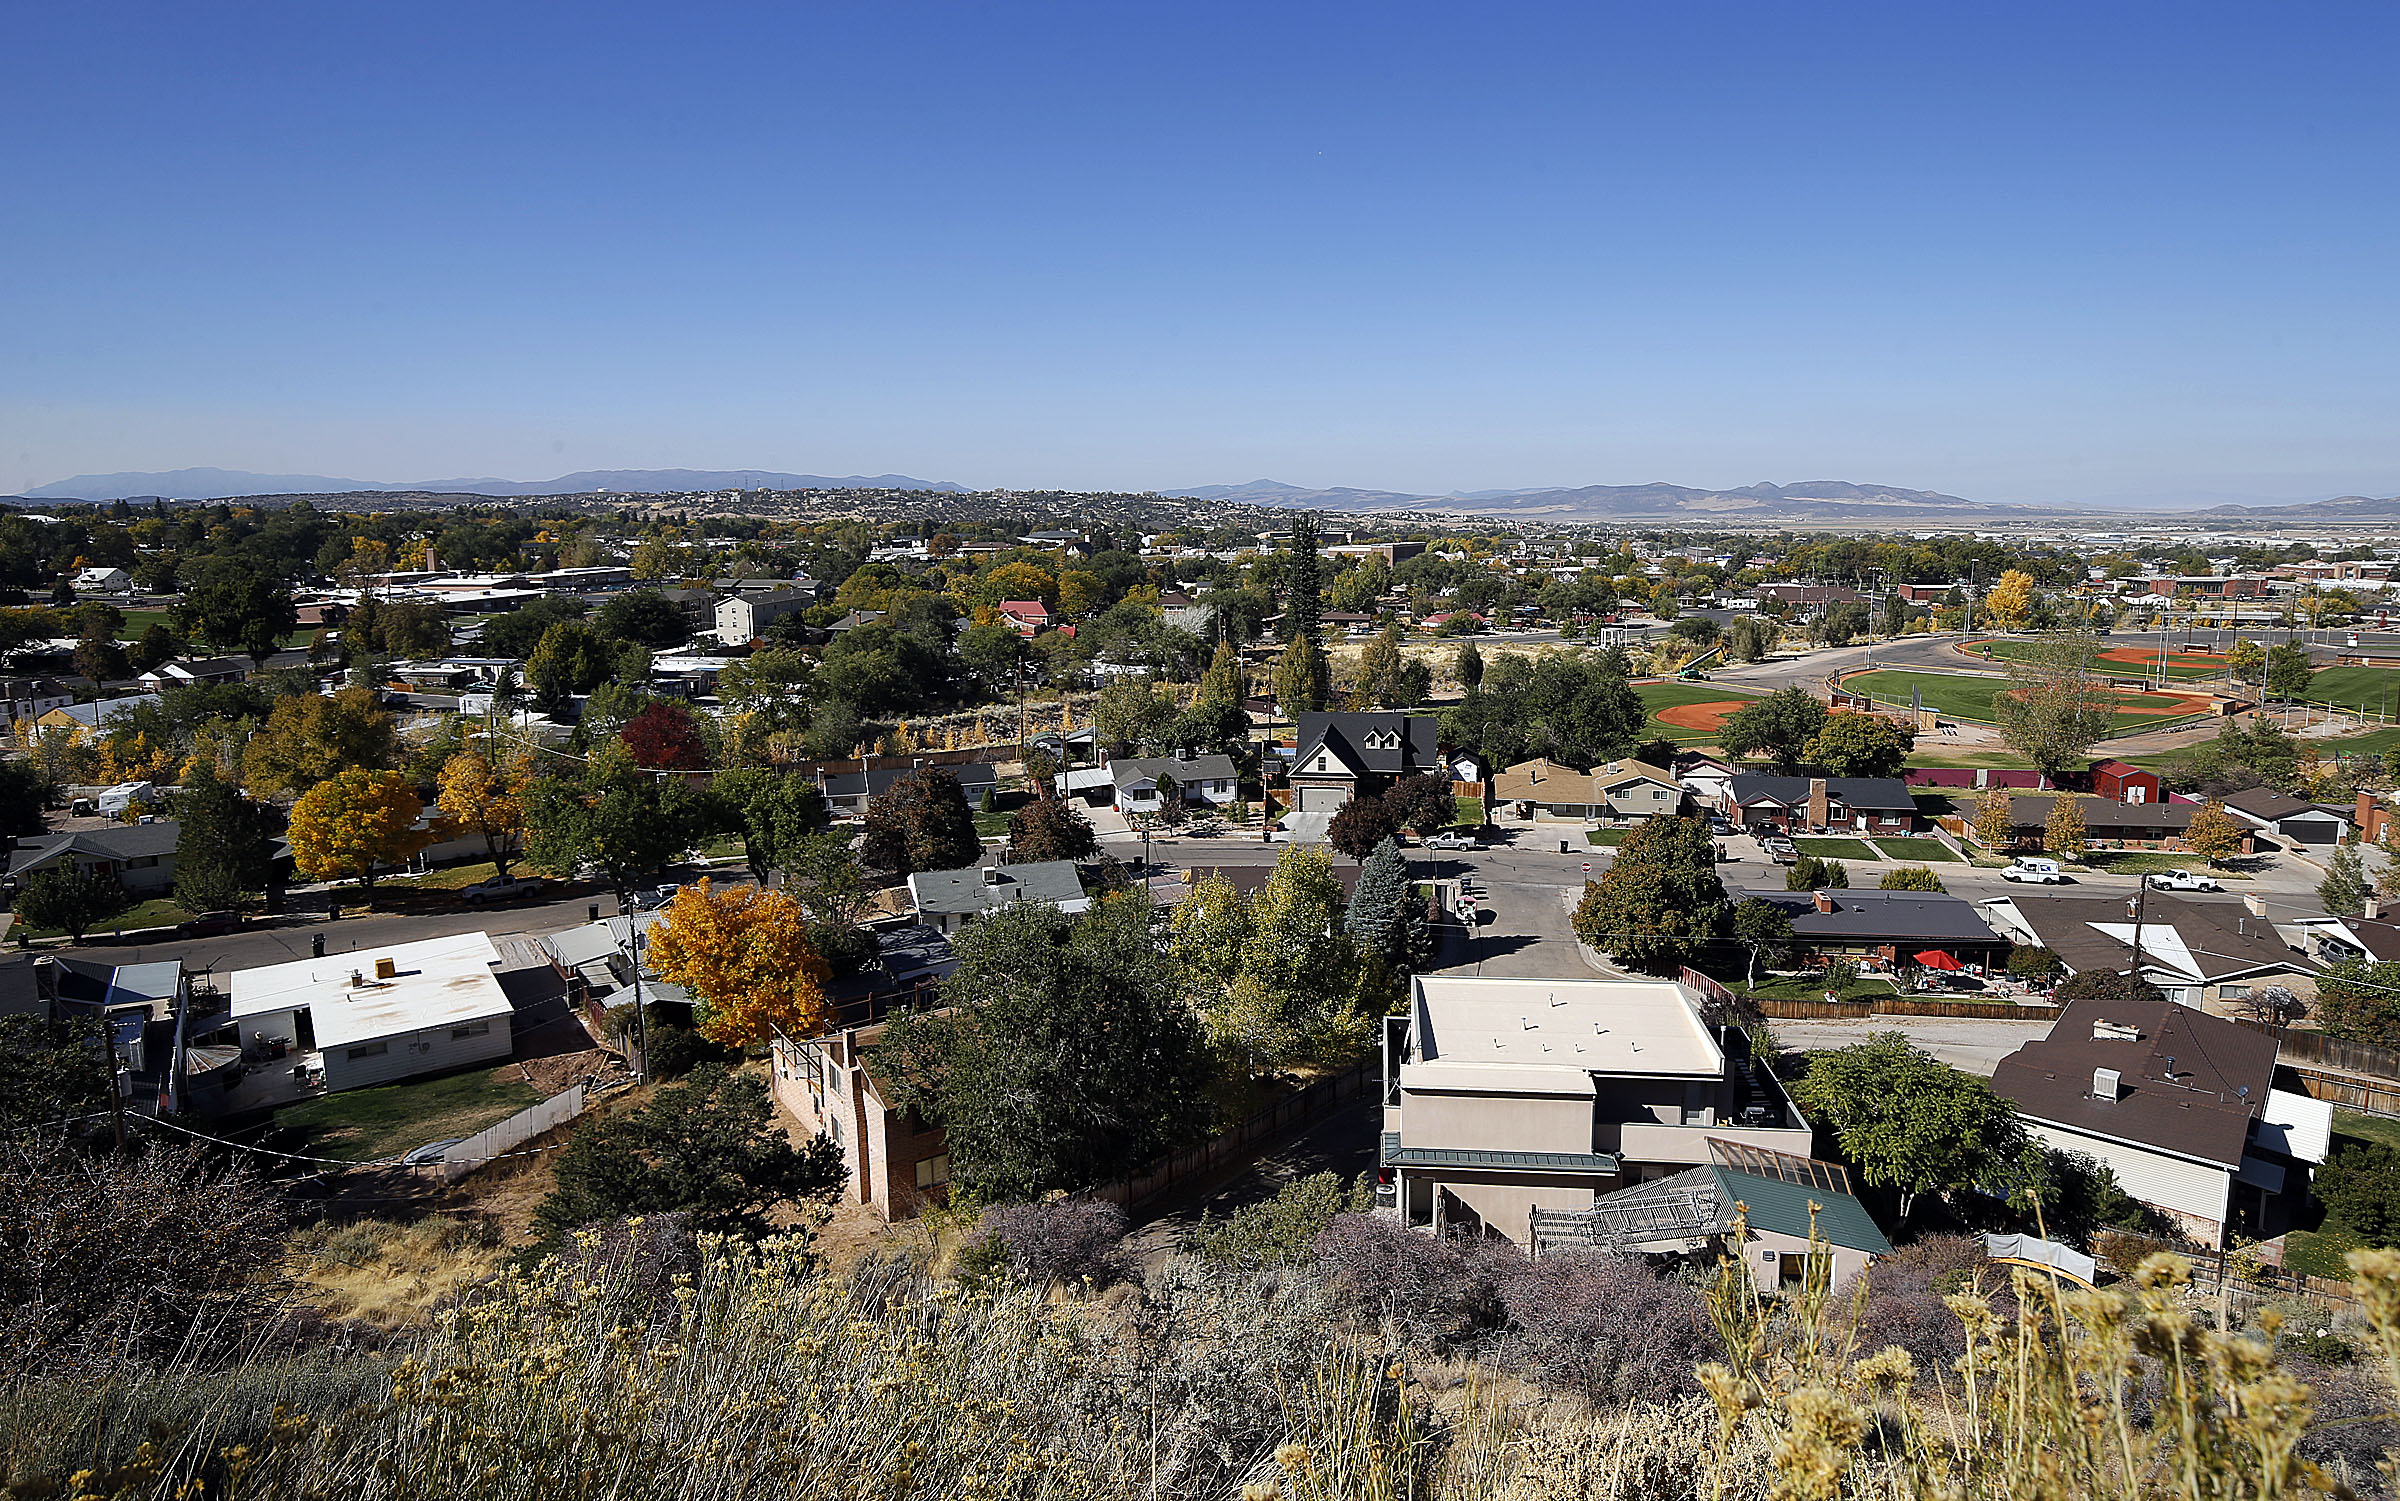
[2092, 1019, 2142, 1042]
[2093, 1067, 2122, 1101]
[374, 957, 397, 980]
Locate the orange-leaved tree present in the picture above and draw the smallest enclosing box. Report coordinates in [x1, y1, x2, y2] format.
[645, 879, 833, 1048]
[287, 768, 429, 904]
[436, 745, 532, 876]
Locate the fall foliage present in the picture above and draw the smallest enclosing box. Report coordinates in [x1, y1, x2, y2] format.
[437, 746, 532, 876]
[286, 768, 430, 898]
[645, 880, 833, 1048]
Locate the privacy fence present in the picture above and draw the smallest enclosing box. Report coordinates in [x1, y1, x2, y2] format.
[423, 1083, 589, 1184]
[1082, 1057, 1376, 1218]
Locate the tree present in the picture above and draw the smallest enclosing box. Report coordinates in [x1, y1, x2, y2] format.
[171, 765, 276, 911]
[2320, 843, 2371, 918]
[2183, 798, 2246, 867]
[0, 1014, 114, 1134]
[1788, 1032, 2029, 1221]
[1344, 836, 1421, 985]
[861, 766, 980, 876]
[1203, 846, 1366, 1071]
[1006, 797, 1098, 864]
[2044, 795, 2088, 860]
[2006, 946, 2060, 983]
[241, 685, 398, 797]
[1670, 616, 1721, 647]
[1328, 792, 1403, 860]
[436, 746, 532, 877]
[520, 744, 710, 893]
[175, 561, 296, 662]
[1647, 579, 1680, 621]
[621, 700, 712, 771]
[2315, 958, 2400, 1046]
[595, 589, 692, 649]
[0, 760, 48, 840]
[2236, 984, 2309, 1028]
[2313, 1140, 2400, 1246]
[14, 865, 129, 941]
[880, 896, 1215, 1200]
[2052, 969, 2167, 1009]
[1282, 513, 1323, 645]
[1383, 772, 1461, 834]
[646, 881, 833, 1047]
[1729, 896, 1793, 992]
[1879, 866, 1946, 892]
[1994, 633, 2118, 781]
[2225, 639, 2266, 686]
[286, 768, 429, 902]
[1093, 676, 1176, 755]
[526, 620, 616, 705]
[476, 595, 587, 658]
[1453, 641, 1484, 690]
[1803, 711, 1914, 779]
[1724, 616, 1776, 663]
[1718, 687, 1829, 773]
[1571, 815, 1728, 973]
[535, 1065, 845, 1242]
[1981, 568, 2037, 628]
[1785, 854, 1847, 890]
[1974, 788, 2016, 850]
[710, 768, 831, 885]
[783, 830, 876, 932]
[1273, 634, 1331, 720]
[2266, 641, 2315, 699]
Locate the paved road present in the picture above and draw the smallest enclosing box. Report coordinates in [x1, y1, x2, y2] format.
[1772, 1016, 2056, 1076]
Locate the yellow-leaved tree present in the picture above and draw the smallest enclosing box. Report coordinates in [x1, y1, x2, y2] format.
[646, 880, 833, 1048]
[436, 745, 532, 877]
[1981, 568, 2038, 628]
[286, 768, 429, 906]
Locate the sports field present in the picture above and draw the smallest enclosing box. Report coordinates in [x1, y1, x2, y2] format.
[2306, 666, 2400, 714]
[1840, 669, 2215, 732]
[1961, 638, 2230, 681]
[1634, 681, 1765, 744]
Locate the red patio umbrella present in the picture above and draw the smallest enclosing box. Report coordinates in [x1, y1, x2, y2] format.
[1913, 950, 1964, 970]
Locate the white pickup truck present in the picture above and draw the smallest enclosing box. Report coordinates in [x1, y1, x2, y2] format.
[2145, 869, 2223, 892]
[2000, 858, 2067, 884]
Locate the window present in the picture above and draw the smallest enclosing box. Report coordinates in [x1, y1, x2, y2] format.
[127, 855, 159, 869]
[915, 1153, 952, 1190]
[2220, 985, 2251, 1001]
[451, 1021, 491, 1039]
[345, 1041, 388, 1060]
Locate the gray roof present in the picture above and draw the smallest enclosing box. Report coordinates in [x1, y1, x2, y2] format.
[8, 820, 180, 878]
[2005, 795, 2194, 833]
[729, 589, 813, 608]
[1727, 774, 1915, 812]
[907, 860, 1087, 916]
[1292, 712, 1438, 776]
[1992, 892, 2297, 983]
[1110, 753, 1237, 788]
[1738, 889, 2003, 947]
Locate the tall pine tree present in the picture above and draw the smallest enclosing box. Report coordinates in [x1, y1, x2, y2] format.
[1282, 513, 1323, 645]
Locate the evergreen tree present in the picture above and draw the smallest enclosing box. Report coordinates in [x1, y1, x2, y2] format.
[1282, 513, 1323, 645]
[1273, 635, 1331, 720]
[171, 765, 275, 913]
[1453, 640, 1484, 690]
[2320, 843, 2370, 918]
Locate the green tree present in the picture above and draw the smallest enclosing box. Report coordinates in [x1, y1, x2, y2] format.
[526, 620, 617, 706]
[2266, 641, 2315, 699]
[175, 561, 296, 663]
[1282, 513, 1323, 645]
[521, 744, 710, 894]
[1206, 845, 1366, 1071]
[534, 1065, 845, 1242]
[1273, 634, 1331, 720]
[2052, 969, 2166, 1008]
[594, 589, 692, 649]
[710, 767, 831, 886]
[1719, 687, 1829, 773]
[2320, 843, 2371, 918]
[0, 759, 53, 839]
[1093, 676, 1176, 755]
[1005, 796, 1098, 864]
[1571, 814, 1728, 973]
[881, 896, 1215, 1200]
[2006, 946, 2060, 983]
[1724, 616, 1777, 663]
[1729, 896, 1793, 992]
[1453, 640, 1484, 690]
[1878, 866, 1946, 892]
[2182, 798, 2246, 866]
[1789, 1032, 2029, 1222]
[0, 1014, 113, 1133]
[860, 766, 981, 876]
[2315, 958, 2400, 1046]
[1802, 711, 1914, 779]
[171, 765, 275, 913]
[1994, 632, 2118, 781]
[14, 865, 129, 941]
[2225, 638, 2266, 685]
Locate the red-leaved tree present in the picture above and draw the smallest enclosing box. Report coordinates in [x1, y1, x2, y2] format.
[622, 701, 711, 771]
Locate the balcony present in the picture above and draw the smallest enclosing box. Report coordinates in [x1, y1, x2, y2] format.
[1381, 1131, 1620, 1177]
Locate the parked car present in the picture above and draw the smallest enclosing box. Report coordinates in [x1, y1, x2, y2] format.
[1764, 837, 1798, 866]
[2001, 858, 2067, 884]
[2146, 869, 2223, 892]
[460, 875, 551, 906]
[1707, 815, 1734, 835]
[632, 883, 684, 909]
[176, 910, 243, 937]
[1422, 832, 1480, 850]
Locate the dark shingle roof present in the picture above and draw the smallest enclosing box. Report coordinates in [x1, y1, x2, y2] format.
[2006, 795, 2196, 833]
[1991, 892, 2296, 983]
[1992, 1000, 2273, 1169]
[7, 821, 179, 878]
[1292, 712, 1437, 776]
[1727, 774, 1914, 811]
[1739, 889, 2003, 946]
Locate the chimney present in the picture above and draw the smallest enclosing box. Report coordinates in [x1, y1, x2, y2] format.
[2370, 896, 2386, 922]
[2245, 892, 2269, 918]
[2093, 1067, 2122, 1100]
[1808, 778, 1829, 830]
[2093, 1019, 2142, 1041]
[1814, 891, 1837, 914]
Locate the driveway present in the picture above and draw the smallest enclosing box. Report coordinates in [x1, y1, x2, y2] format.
[1770, 1015, 2056, 1076]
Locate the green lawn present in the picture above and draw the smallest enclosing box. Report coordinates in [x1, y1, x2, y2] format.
[1633, 680, 1765, 745]
[271, 1067, 543, 1163]
[2083, 850, 2250, 879]
[1873, 837, 1961, 863]
[2283, 1226, 2363, 1280]
[1842, 669, 2214, 733]
[112, 608, 177, 639]
[2307, 666, 2400, 715]
[380, 860, 501, 892]
[1794, 837, 1879, 861]
[2334, 1110, 2400, 1152]
[1585, 828, 1629, 846]
[1965, 638, 2230, 680]
[2325, 725, 2400, 760]
[1743, 974, 1901, 1004]
[1903, 747, 2036, 770]
[23, 895, 192, 940]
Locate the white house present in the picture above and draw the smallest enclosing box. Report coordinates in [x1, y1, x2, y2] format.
[716, 589, 813, 646]
[73, 565, 132, 593]
[227, 931, 516, 1093]
[1106, 753, 1238, 816]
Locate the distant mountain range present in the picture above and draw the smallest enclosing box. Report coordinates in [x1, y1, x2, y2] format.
[1160, 477, 2027, 522]
[22, 467, 965, 501]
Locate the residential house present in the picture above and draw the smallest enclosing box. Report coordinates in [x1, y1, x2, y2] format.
[222, 932, 516, 1093]
[1985, 794, 2229, 853]
[42, 955, 186, 1087]
[816, 761, 1000, 819]
[1157, 591, 1216, 636]
[1107, 752, 1238, 815]
[7, 821, 179, 897]
[1287, 712, 1441, 813]
[2357, 790, 2397, 846]
[905, 860, 1091, 934]
[1528, 1140, 1891, 1293]
[994, 600, 1052, 636]
[653, 586, 716, 633]
[1753, 584, 1866, 608]
[714, 589, 814, 646]
[136, 657, 250, 690]
[35, 692, 162, 741]
[72, 565, 132, 593]
[1378, 975, 1813, 1245]
[2221, 787, 2352, 846]
[1980, 891, 2318, 1016]
[1736, 888, 2009, 970]
[2291, 912, 2400, 968]
[1674, 752, 1740, 811]
[1491, 758, 1681, 821]
[1720, 775, 1916, 836]
[2090, 758, 2163, 805]
[770, 1021, 952, 1220]
[1, 677, 75, 729]
[1992, 1000, 2329, 1246]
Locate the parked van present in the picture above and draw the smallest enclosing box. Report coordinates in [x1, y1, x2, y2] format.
[2001, 857, 2066, 884]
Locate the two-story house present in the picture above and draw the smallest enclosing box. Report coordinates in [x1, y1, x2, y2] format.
[1721, 774, 1916, 835]
[1379, 974, 1813, 1245]
[1287, 712, 1440, 813]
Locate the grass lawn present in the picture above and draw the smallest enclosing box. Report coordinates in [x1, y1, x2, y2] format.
[2326, 725, 2400, 760]
[2283, 1226, 2364, 1280]
[1585, 828, 1628, 846]
[972, 810, 1013, 837]
[381, 860, 501, 892]
[1965, 638, 2229, 680]
[694, 835, 747, 862]
[111, 608, 176, 639]
[1742, 973, 1901, 1004]
[2334, 1110, 2400, 1152]
[1842, 669, 2215, 734]
[1873, 836, 1961, 863]
[2082, 850, 2250, 879]
[1794, 837, 1879, 861]
[1633, 680, 1765, 744]
[270, 1066, 542, 1163]
[1903, 747, 2037, 770]
[2308, 666, 2400, 714]
[24, 895, 191, 939]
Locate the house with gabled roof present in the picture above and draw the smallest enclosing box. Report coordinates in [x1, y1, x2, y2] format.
[1979, 891, 2319, 1016]
[1720, 774, 1916, 835]
[1287, 712, 1439, 814]
[7, 821, 180, 897]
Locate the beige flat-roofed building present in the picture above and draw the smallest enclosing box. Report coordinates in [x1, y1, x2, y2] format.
[230, 931, 515, 1092]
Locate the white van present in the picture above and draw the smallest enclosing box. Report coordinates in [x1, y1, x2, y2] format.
[2000, 857, 2066, 884]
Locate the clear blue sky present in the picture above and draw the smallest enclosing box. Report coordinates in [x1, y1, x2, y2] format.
[5, 2, 2398, 506]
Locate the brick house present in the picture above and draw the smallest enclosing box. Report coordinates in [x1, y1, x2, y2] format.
[1720, 774, 1916, 835]
[769, 1022, 951, 1221]
[995, 600, 1051, 636]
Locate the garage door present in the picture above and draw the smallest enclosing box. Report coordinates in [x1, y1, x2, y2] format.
[1298, 784, 1349, 812]
[2289, 822, 2341, 844]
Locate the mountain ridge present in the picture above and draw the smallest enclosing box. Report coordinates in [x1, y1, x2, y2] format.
[24, 467, 966, 501]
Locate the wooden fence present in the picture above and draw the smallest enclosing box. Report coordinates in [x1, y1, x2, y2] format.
[1084, 1057, 1375, 1216]
[424, 1083, 589, 1184]
[2238, 1022, 2400, 1082]
[1681, 969, 2054, 1024]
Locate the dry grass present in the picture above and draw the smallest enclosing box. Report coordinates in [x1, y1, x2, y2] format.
[286, 1216, 509, 1330]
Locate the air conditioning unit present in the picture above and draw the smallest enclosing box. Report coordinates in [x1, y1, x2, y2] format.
[2093, 1067, 2121, 1101]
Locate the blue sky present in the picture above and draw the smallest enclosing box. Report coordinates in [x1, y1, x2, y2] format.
[5, 2, 2397, 505]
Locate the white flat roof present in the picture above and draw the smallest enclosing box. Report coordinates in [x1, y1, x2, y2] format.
[1412, 975, 1722, 1078]
[1400, 1060, 1596, 1096]
[230, 931, 512, 1050]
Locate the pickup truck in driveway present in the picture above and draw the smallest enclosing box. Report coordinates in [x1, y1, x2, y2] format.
[2145, 869, 2222, 892]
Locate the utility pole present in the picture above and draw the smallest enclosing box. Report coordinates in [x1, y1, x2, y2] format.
[621, 885, 651, 1085]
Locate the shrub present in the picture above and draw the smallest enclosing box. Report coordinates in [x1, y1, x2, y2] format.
[1193, 1172, 1370, 1271]
[1878, 866, 1945, 892]
[969, 1198, 1133, 1289]
[1310, 1212, 1510, 1348]
[2316, 1140, 2400, 1244]
[1491, 1251, 1714, 1404]
[1840, 1234, 2016, 1378]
